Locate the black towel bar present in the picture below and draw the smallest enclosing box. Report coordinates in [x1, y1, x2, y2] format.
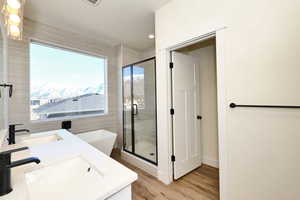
[0, 83, 13, 98]
[230, 103, 300, 109]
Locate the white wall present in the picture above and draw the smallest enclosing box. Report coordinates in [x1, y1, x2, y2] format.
[155, 0, 300, 199]
[141, 48, 155, 60]
[7, 18, 119, 136]
[188, 44, 219, 168]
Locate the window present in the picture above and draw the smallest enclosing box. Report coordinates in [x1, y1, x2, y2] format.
[30, 42, 107, 121]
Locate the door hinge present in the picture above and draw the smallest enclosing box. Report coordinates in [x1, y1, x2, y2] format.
[169, 62, 174, 69]
[170, 108, 174, 115]
[171, 155, 176, 162]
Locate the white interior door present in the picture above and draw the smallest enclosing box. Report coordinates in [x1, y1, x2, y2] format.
[172, 51, 202, 180]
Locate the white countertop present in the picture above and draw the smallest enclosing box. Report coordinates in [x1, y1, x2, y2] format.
[0, 129, 137, 200]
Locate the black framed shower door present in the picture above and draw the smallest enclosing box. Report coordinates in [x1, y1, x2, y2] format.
[122, 57, 158, 165]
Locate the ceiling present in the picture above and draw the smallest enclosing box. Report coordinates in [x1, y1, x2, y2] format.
[24, 0, 170, 51]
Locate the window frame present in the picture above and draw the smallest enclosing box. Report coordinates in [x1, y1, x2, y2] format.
[29, 38, 109, 122]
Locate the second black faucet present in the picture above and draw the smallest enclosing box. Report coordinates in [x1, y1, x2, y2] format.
[8, 124, 30, 145]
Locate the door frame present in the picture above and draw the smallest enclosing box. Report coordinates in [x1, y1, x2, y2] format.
[163, 28, 229, 200]
[0, 15, 9, 134]
[122, 57, 158, 165]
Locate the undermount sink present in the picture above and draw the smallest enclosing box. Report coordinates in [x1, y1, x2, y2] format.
[21, 134, 63, 147]
[25, 156, 104, 200]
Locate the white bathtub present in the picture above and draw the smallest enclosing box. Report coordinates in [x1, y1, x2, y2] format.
[77, 130, 117, 156]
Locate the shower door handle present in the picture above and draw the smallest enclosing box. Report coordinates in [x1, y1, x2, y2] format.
[133, 104, 138, 115]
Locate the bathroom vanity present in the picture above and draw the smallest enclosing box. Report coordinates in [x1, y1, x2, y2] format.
[0, 129, 137, 200]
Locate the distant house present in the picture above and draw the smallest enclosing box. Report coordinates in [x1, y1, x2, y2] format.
[30, 99, 40, 106]
[33, 93, 105, 119]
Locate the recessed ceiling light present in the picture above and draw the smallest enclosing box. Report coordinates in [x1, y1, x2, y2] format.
[148, 34, 155, 39]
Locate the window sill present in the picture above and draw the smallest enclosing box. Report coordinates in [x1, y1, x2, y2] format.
[30, 113, 109, 124]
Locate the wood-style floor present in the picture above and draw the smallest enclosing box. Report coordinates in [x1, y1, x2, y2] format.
[111, 150, 219, 200]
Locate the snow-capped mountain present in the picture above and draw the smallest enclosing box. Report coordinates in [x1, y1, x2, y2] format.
[31, 83, 104, 99]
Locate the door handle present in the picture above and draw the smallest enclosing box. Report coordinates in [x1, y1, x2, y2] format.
[9, 85, 13, 98]
[197, 115, 202, 120]
[133, 104, 138, 115]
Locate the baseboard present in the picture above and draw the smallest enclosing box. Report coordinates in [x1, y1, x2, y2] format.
[0, 129, 7, 147]
[203, 157, 219, 168]
[157, 170, 172, 185]
[121, 150, 158, 177]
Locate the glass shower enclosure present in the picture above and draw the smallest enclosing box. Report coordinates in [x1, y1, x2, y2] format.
[122, 57, 157, 164]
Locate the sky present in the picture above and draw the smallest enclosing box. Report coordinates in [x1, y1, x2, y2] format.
[30, 43, 105, 89]
[123, 65, 145, 77]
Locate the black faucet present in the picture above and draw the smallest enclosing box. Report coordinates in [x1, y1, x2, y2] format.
[0, 147, 40, 196]
[8, 124, 30, 145]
